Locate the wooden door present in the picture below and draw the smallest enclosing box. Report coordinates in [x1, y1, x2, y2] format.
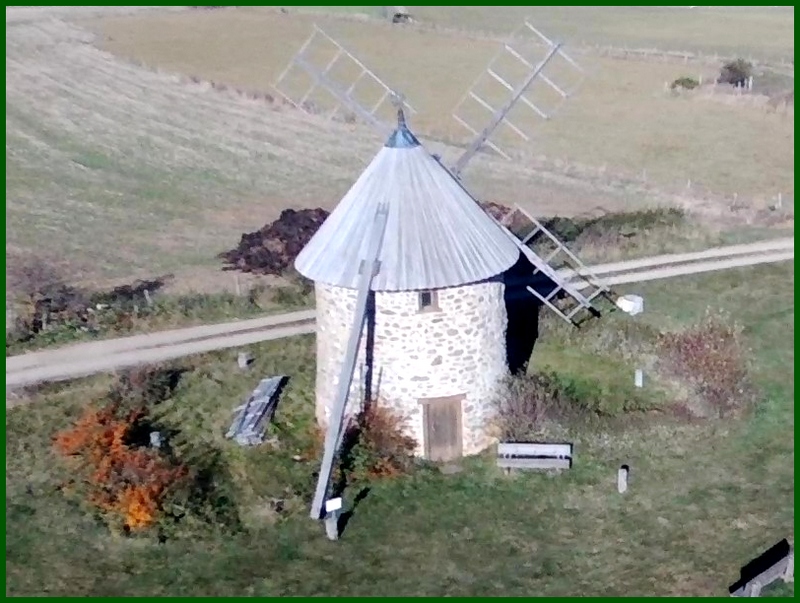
[421, 395, 464, 462]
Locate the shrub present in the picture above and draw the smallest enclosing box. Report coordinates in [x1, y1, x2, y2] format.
[341, 404, 417, 483]
[5, 274, 276, 354]
[108, 365, 186, 413]
[495, 370, 653, 440]
[655, 309, 756, 418]
[718, 58, 753, 87]
[271, 272, 314, 308]
[540, 207, 685, 246]
[495, 372, 569, 440]
[52, 367, 242, 538]
[53, 401, 189, 534]
[671, 76, 700, 90]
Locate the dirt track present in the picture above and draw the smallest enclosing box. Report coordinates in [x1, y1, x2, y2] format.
[6, 239, 792, 391]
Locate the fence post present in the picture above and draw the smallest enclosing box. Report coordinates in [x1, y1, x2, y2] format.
[617, 465, 629, 494]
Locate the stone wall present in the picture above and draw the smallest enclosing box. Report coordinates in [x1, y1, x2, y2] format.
[314, 279, 509, 457]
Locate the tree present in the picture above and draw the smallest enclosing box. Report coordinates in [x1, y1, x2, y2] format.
[718, 58, 753, 87]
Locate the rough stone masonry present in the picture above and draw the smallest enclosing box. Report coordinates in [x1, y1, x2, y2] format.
[314, 278, 509, 457]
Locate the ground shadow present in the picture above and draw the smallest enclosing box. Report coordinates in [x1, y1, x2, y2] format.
[336, 486, 372, 538]
[503, 255, 552, 375]
[363, 291, 377, 405]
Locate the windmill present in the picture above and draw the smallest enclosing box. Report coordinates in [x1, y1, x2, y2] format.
[274, 20, 613, 327]
[282, 24, 617, 531]
[297, 99, 524, 526]
[449, 20, 585, 172]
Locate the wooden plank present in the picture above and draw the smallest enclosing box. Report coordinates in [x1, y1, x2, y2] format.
[309, 204, 390, 521]
[731, 558, 790, 596]
[498, 457, 572, 471]
[498, 442, 572, 458]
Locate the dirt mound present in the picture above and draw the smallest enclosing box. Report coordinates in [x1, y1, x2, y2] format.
[219, 203, 512, 276]
[219, 208, 330, 276]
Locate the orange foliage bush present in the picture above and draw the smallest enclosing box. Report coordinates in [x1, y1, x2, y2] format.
[53, 402, 187, 532]
[344, 403, 417, 482]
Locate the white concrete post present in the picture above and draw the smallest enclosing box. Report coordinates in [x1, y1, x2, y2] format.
[617, 464, 629, 494]
[324, 497, 343, 541]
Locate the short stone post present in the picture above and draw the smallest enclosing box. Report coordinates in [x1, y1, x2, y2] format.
[238, 352, 254, 370]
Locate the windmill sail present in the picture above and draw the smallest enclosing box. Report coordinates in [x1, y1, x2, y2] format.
[309, 202, 390, 521]
[452, 43, 562, 177]
[274, 24, 416, 135]
[450, 19, 584, 176]
[499, 205, 614, 326]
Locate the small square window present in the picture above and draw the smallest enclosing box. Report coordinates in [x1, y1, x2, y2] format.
[418, 290, 438, 312]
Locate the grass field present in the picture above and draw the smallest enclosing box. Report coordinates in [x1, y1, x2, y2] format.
[5, 6, 793, 293]
[6, 262, 794, 596]
[86, 7, 794, 197]
[271, 6, 796, 61]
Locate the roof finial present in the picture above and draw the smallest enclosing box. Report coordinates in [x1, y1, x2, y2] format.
[391, 92, 406, 129]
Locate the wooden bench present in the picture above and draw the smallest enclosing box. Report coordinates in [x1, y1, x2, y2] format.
[729, 539, 793, 597]
[497, 442, 573, 473]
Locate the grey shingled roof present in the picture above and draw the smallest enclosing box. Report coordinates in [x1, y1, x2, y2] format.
[294, 123, 520, 291]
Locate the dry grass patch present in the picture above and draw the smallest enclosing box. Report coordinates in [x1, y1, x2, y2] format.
[85, 8, 794, 197]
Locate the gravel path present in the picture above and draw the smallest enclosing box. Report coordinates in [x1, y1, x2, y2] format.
[7, 239, 792, 391]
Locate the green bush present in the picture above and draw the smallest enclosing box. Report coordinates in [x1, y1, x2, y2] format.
[495, 370, 653, 441]
[670, 76, 700, 90]
[339, 404, 418, 485]
[541, 207, 685, 245]
[718, 58, 753, 87]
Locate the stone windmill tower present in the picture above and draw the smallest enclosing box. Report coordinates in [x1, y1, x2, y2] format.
[295, 111, 520, 467]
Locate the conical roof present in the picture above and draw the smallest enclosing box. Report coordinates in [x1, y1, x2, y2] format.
[294, 122, 520, 291]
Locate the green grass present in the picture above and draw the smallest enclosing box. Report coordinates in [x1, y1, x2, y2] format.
[6, 262, 794, 596]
